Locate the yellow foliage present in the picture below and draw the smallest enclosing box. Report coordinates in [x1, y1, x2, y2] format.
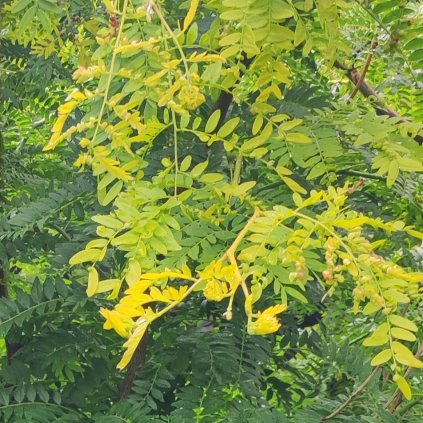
[183, 0, 200, 31]
[247, 304, 288, 335]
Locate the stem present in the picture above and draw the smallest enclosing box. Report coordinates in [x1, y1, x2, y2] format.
[153, 278, 204, 321]
[348, 42, 376, 101]
[149, 1, 190, 79]
[225, 208, 261, 297]
[338, 169, 385, 181]
[322, 366, 381, 421]
[46, 223, 71, 241]
[91, 0, 129, 144]
[226, 208, 261, 258]
[172, 109, 179, 196]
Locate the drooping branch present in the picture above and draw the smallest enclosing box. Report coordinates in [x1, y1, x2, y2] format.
[322, 367, 381, 421]
[335, 60, 423, 145]
[119, 330, 149, 399]
[348, 42, 377, 102]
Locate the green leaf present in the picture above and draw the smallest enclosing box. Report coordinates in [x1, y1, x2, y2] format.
[271, 0, 294, 19]
[370, 349, 392, 366]
[220, 10, 244, 20]
[11, 0, 32, 14]
[217, 117, 240, 138]
[286, 132, 312, 144]
[282, 177, 307, 194]
[251, 283, 262, 304]
[222, 181, 256, 197]
[397, 157, 423, 172]
[285, 287, 308, 303]
[92, 215, 123, 229]
[19, 5, 36, 31]
[219, 33, 242, 47]
[111, 231, 139, 246]
[205, 110, 221, 133]
[294, 21, 306, 46]
[100, 180, 123, 206]
[252, 115, 263, 135]
[38, 0, 62, 14]
[191, 160, 208, 178]
[180, 155, 192, 172]
[96, 279, 121, 294]
[386, 160, 399, 187]
[242, 123, 273, 152]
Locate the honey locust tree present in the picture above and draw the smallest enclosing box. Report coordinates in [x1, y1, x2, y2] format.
[1, 0, 423, 422]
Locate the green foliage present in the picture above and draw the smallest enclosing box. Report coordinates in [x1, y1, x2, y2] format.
[1, 1, 422, 422]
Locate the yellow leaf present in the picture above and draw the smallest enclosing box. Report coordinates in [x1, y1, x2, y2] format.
[392, 342, 423, 368]
[394, 375, 412, 400]
[362, 333, 389, 347]
[141, 271, 188, 280]
[183, 0, 200, 31]
[69, 249, 102, 265]
[117, 320, 149, 369]
[96, 279, 121, 294]
[370, 349, 392, 366]
[363, 302, 381, 315]
[121, 293, 152, 306]
[286, 132, 312, 144]
[389, 315, 418, 332]
[333, 217, 369, 228]
[144, 69, 168, 87]
[282, 177, 307, 194]
[149, 286, 170, 302]
[391, 327, 416, 342]
[125, 280, 155, 294]
[102, 0, 115, 12]
[100, 308, 134, 337]
[87, 267, 99, 297]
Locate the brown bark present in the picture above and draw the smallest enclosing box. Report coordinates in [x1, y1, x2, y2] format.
[119, 330, 149, 399]
[335, 60, 422, 145]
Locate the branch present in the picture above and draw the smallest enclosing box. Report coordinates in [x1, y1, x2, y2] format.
[322, 367, 381, 421]
[119, 330, 149, 399]
[211, 55, 253, 130]
[334, 61, 423, 145]
[225, 208, 261, 298]
[348, 42, 376, 102]
[338, 169, 385, 181]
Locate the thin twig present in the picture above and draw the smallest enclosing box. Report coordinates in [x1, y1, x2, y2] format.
[225, 208, 261, 297]
[322, 367, 381, 421]
[348, 42, 376, 102]
[149, 0, 190, 78]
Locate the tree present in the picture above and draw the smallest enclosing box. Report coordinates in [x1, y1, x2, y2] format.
[1, 1, 422, 422]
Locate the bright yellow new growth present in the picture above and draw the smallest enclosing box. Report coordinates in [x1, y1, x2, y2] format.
[44, 90, 87, 151]
[247, 304, 288, 335]
[98, 208, 289, 369]
[183, 0, 200, 31]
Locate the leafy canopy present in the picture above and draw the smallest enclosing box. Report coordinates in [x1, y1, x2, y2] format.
[1, 0, 423, 421]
